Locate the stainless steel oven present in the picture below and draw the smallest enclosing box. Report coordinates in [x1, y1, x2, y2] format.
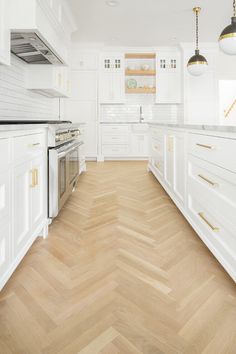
[48, 126, 84, 218]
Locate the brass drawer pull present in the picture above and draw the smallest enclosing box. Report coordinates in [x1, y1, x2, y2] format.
[196, 143, 214, 150]
[34, 169, 39, 186]
[198, 212, 219, 232]
[198, 174, 218, 187]
[30, 169, 36, 188]
[28, 143, 40, 148]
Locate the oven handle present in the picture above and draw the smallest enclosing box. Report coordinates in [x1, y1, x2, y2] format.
[57, 143, 80, 159]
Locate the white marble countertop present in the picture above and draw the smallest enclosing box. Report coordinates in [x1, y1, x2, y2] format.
[100, 121, 147, 124]
[0, 124, 49, 132]
[148, 122, 236, 133]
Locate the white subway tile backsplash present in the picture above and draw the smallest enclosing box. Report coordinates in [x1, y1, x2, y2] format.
[0, 56, 58, 121]
[101, 103, 179, 123]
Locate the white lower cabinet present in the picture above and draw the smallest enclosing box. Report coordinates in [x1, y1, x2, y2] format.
[0, 130, 47, 290]
[101, 124, 148, 159]
[148, 124, 236, 281]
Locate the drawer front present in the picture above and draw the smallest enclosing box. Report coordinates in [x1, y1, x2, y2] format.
[13, 133, 44, 161]
[188, 156, 236, 225]
[102, 125, 129, 135]
[0, 138, 11, 167]
[150, 136, 164, 155]
[151, 152, 164, 177]
[102, 134, 128, 145]
[188, 192, 236, 270]
[102, 144, 129, 156]
[150, 126, 164, 137]
[188, 133, 236, 173]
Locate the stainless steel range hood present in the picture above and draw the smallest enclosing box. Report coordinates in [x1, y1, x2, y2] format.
[11, 32, 63, 65]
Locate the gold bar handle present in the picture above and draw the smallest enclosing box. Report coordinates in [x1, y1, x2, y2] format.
[30, 169, 36, 188]
[198, 212, 219, 232]
[198, 174, 219, 187]
[34, 169, 39, 186]
[196, 143, 214, 150]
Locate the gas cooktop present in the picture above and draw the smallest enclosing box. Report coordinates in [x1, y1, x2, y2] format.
[0, 120, 72, 125]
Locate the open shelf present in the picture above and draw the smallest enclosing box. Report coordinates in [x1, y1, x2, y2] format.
[126, 87, 156, 94]
[125, 53, 156, 59]
[125, 69, 156, 76]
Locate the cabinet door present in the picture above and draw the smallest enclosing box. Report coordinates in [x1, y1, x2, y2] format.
[165, 135, 174, 188]
[156, 52, 181, 104]
[0, 170, 11, 281]
[31, 156, 46, 231]
[156, 73, 181, 104]
[131, 134, 148, 157]
[0, 0, 10, 65]
[99, 73, 113, 103]
[13, 162, 31, 257]
[112, 74, 125, 103]
[173, 133, 185, 204]
[101, 54, 124, 72]
[0, 222, 11, 284]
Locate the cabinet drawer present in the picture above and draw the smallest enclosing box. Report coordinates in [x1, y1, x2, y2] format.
[102, 134, 128, 144]
[188, 155, 236, 227]
[102, 144, 129, 156]
[151, 136, 164, 154]
[0, 138, 11, 166]
[102, 125, 129, 135]
[188, 133, 236, 173]
[13, 133, 44, 161]
[151, 153, 164, 177]
[188, 191, 236, 272]
[150, 126, 164, 138]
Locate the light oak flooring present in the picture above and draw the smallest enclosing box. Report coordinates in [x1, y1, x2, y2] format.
[0, 161, 236, 354]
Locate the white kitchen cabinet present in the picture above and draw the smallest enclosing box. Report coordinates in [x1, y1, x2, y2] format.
[156, 51, 181, 104]
[148, 124, 236, 282]
[70, 71, 97, 101]
[26, 65, 70, 98]
[71, 52, 98, 71]
[13, 161, 31, 258]
[10, 0, 76, 65]
[0, 0, 10, 65]
[101, 124, 148, 159]
[99, 72, 125, 104]
[99, 53, 125, 104]
[31, 155, 46, 230]
[0, 129, 48, 290]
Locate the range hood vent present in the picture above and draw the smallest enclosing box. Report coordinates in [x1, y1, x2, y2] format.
[11, 32, 63, 65]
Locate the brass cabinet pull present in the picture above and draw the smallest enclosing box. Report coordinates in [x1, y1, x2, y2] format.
[198, 174, 218, 187]
[167, 136, 174, 152]
[34, 169, 39, 186]
[198, 212, 219, 232]
[28, 143, 40, 148]
[30, 169, 36, 188]
[196, 143, 214, 150]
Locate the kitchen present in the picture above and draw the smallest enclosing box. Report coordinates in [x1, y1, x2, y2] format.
[0, 0, 236, 353]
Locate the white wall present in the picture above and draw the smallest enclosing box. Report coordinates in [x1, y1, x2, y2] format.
[0, 55, 59, 121]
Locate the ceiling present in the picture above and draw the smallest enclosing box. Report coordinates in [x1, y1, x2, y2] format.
[67, 0, 233, 47]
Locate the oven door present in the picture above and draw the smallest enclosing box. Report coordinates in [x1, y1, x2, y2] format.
[49, 142, 80, 218]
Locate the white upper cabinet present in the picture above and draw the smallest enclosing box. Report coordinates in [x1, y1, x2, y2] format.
[156, 51, 182, 104]
[71, 51, 98, 71]
[0, 0, 10, 65]
[26, 65, 70, 98]
[10, 0, 76, 65]
[99, 53, 125, 104]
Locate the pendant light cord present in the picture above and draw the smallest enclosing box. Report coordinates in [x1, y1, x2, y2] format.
[234, 0, 236, 17]
[196, 9, 199, 51]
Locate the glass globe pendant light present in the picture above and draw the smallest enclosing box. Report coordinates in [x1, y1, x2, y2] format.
[219, 0, 236, 55]
[187, 7, 208, 76]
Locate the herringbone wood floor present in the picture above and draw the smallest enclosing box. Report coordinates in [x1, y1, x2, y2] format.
[0, 161, 236, 354]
